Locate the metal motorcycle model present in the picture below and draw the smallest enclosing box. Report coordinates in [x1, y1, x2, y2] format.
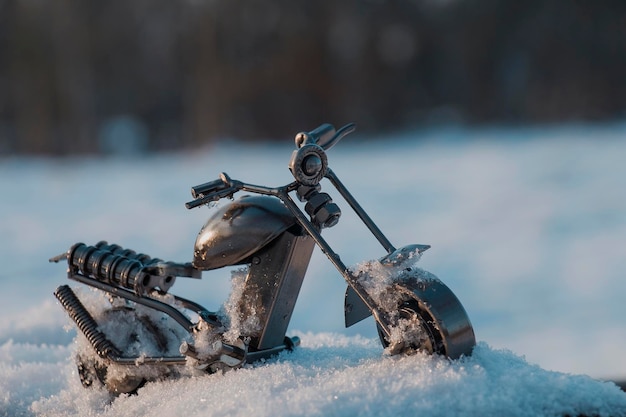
[51, 123, 475, 394]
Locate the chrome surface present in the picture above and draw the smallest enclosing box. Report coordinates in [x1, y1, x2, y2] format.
[193, 195, 295, 270]
[379, 244, 431, 267]
[395, 274, 476, 359]
[53, 121, 477, 395]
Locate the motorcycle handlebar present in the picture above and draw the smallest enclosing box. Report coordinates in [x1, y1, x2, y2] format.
[191, 178, 225, 199]
[186, 123, 357, 209]
[185, 194, 216, 210]
[186, 186, 238, 209]
[318, 123, 356, 150]
[186, 173, 240, 209]
[296, 123, 356, 150]
[307, 124, 336, 146]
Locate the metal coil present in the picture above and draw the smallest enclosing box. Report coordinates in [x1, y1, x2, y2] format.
[67, 242, 161, 293]
[93, 241, 156, 264]
[54, 285, 121, 359]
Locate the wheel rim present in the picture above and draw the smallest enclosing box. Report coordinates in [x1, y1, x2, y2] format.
[376, 275, 475, 359]
[75, 307, 173, 395]
[377, 299, 444, 355]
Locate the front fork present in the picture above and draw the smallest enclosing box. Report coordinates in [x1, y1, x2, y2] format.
[276, 171, 402, 342]
[277, 169, 475, 358]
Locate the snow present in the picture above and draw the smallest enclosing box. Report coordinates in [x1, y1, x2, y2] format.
[2, 123, 626, 416]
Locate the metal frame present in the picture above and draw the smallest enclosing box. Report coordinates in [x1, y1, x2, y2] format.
[53, 122, 476, 391]
[185, 166, 399, 340]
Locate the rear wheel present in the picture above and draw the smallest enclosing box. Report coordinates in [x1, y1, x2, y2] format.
[75, 307, 174, 395]
[76, 354, 108, 389]
[77, 355, 146, 395]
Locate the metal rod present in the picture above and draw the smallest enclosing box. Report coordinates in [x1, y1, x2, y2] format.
[109, 356, 188, 366]
[325, 168, 396, 254]
[68, 273, 195, 332]
[238, 181, 397, 339]
[246, 336, 300, 363]
[183, 174, 395, 339]
[278, 190, 392, 340]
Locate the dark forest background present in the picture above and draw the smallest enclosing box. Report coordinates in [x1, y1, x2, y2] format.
[1, 0, 625, 155]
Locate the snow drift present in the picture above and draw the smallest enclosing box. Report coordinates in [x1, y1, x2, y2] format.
[4, 334, 626, 417]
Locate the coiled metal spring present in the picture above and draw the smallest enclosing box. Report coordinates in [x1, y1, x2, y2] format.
[67, 241, 162, 293]
[54, 284, 121, 359]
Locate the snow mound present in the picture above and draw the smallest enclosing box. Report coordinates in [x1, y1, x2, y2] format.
[3, 124, 626, 416]
[0, 334, 620, 417]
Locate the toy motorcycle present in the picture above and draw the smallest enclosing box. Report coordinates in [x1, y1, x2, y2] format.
[51, 123, 475, 394]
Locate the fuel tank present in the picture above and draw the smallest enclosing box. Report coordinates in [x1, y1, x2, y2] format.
[193, 195, 296, 270]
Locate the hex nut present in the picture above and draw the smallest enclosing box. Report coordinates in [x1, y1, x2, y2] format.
[305, 192, 332, 216]
[314, 203, 341, 228]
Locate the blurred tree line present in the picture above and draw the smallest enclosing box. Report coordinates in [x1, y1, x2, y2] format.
[1, 0, 625, 155]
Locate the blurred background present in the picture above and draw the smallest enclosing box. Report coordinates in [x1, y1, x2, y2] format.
[1, 0, 626, 155]
[1, 1, 626, 394]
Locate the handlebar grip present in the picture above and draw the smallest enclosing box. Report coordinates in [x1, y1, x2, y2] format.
[191, 178, 226, 199]
[309, 124, 336, 145]
[185, 197, 209, 209]
[318, 123, 356, 150]
[295, 124, 336, 148]
[185, 183, 240, 209]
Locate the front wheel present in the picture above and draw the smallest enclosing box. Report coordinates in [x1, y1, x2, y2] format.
[376, 276, 475, 359]
[377, 299, 444, 355]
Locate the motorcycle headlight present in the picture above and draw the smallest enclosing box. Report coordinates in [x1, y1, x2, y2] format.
[288, 144, 328, 186]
